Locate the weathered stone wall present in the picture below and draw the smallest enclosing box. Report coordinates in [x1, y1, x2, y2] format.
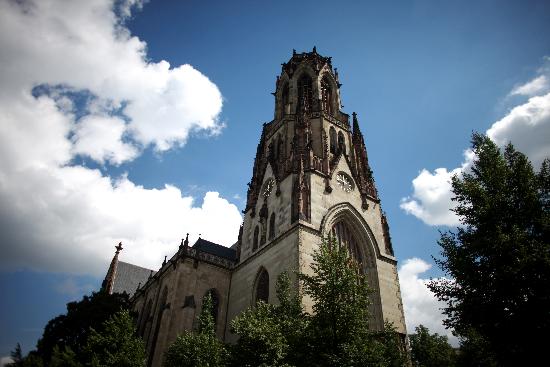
[225, 226, 300, 342]
[132, 255, 232, 367]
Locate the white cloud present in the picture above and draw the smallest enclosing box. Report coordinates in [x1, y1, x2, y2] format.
[1, 357, 14, 367]
[72, 115, 138, 165]
[0, 0, 223, 163]
[399, 258, 458, 346]
[0, 0, 242, 276]
[401, 62, 550, 226]
[509, 75, 549, 97]
[487, 92, 550, 168]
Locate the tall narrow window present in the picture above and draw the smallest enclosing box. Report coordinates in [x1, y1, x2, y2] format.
[204, 289, 220, 328]
[269, 213, 275, 240]
[139, 299, 152, 336]
[297, 74, 313, 112]
[331, 221, 363, 265]
[321, 76, 332, 114]
[255, 268, 269, 303]
[329, 127, 337, 154]
[277, 135, 283, 159]
[253, 225, 259, 251]
[281, 84, 289, 115]
[338, 131, 346, 155]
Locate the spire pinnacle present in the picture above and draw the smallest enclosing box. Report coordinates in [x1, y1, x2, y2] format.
[101, 241, 123, 294]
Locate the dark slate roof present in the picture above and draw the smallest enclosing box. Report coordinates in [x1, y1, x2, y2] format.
[111, 261, 155, 297]
[192, 238, 237, 261]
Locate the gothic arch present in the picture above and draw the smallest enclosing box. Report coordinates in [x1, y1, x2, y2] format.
[320, 202, 382, 263]
[320, 203, 384, 329]
[297, 74, 313, 112]
[149, 286, 169, 363]
[139, 298, 153, 336]
[269, 212, 275, 240]
[253, 267, 270, 304]
[329, 126, 337, 154]
[321, 75, 333, 115]
[253, 225, 259, 251]
[337, 131, 346, 155]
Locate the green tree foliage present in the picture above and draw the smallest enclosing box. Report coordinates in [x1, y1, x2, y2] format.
[229, 271, 306, 367]
[163, 292, 227, 367]
[429, 133, 550, 366]
[35, 291, 131, 365]
[409, 325, 455, 367]
[85, 309, 146, 367]
[8, 343, 24, 366]
[49, 346, 82, 367]
[299, 237, 407, 367]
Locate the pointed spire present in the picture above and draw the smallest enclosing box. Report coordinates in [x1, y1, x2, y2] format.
[313, 45, 317, 53]
[352, 112, 360, 133]
[184, 233, 189, 247]
[162, 255, 167, 267]
[101, 242, 123, 294]
[352, 112, 365, 145]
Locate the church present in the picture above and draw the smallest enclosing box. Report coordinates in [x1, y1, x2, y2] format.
[102, 48, 407, 367]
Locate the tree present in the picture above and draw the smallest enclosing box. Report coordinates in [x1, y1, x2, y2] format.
[85, 310, 146, 367]
[299, 237, 406, 366]
[163, 292, 227, 367]
[8, 343, 24, 366]
[229, 271, 306, 367]
[409, 325, 455, 367]
[35, 290, 131, 365]
[429, 133, 550, 366]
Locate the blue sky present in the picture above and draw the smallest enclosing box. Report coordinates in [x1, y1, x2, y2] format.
[1, 0, 549, 358]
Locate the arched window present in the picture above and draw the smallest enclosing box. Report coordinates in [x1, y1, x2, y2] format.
[338, 131, 346, 155]
[281, 84, 289, 116]
[277, 135, 283, 159]
[297, 74, 313, 112]
[149, 287, 168, 359]
[329, 127, 337, 154]
[269, 213, 275, 240]
[255, 268, 269, 303]
[331, 221, 363, 264]
[321, 76, 333, 114]
[139, 299, 152, 336]
[253, 225, 259, 251]
[203, 289, 220, 328]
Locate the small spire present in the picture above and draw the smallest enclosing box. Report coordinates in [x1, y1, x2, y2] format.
[184, 233, 189, 247]
[313, 46, 317, 53]
[149, 270, 153, 278]
[293, 49, 296, 56]
[352, 112, 360, 133]
[162, 255, 167, 267]
[101, 242, 123, 294]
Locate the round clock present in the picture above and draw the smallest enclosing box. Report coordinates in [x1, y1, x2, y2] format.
[336, 172, 354, 193]
[262, 178, 275, 198]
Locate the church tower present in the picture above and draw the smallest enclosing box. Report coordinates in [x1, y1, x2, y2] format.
[226, 48, 407, 339]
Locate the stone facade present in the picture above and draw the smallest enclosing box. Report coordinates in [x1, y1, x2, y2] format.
[105, 48, 407, 367]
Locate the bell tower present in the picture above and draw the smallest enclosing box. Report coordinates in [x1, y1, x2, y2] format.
[226, 48, 407, 340]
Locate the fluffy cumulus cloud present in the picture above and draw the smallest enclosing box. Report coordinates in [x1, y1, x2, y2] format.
[401, 59, 550, 226]
[0, 0, 242, 275]
[399, 258, 458, 346]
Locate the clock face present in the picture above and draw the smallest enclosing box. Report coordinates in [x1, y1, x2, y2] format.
[336, 172, 354, 193]
[262, 178, 275, 198]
